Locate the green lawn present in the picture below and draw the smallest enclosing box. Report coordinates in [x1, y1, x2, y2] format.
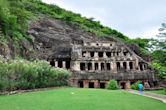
[0, 88, 166, 110]
[146, 89, 166, 95]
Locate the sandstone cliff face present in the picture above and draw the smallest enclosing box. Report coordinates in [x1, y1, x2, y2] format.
[27, 17, 114, 60]
[0, 17, 147, 61]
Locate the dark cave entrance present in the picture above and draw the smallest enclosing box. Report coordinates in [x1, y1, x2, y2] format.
[50, 60, 55, 67]
[106, 52, 111, 57]
[80, 63, 86, 70]
[120, 82, 126, 89]
[78, 81, 84, 88]
[99, 52, 104, 57]
[66, 61, 70, 69]
[88, 62, 92, 70]
[117, 62, 120, 70]
[101, 63, 105, 70]
[100, 82, 105, 89]
[95, 63, 99, 70]
[90, 52, 95, 57]
[89, 82, 94, 88]
[106, 63, 111, 70]
[129, 62, 133, 70]
[123, 62, 127, 70]
[58, 61, 63, 68]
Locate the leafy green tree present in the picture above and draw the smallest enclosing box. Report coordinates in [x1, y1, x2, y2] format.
[156, 23, 166, 50]
[149, 23, 166, 79]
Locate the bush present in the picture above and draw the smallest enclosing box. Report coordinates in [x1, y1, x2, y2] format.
[164, 88, 166, 94]
[107, 80, 119, 90]
[130, 81, 141, 90]
[0, 59, 71, 92]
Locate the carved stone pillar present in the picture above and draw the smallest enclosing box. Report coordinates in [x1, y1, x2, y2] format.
[112, 60, 117, 73]
[94, 80, 99, 88]
[62, 61, 66, 68]
[98, 62, 101, 70]
[55, 61, 58, 67]
[92, 61, 95, 71]
[127, 61, 130, 70]
[94, 52, 98, 57]
[111, 52, 114, 57]
[142, 64, 144, 71]
[85, 63, 88, 71]
[83, 80, 89, 88]
[135, 58, 139, 70]
[103, 52, 107, 58]
[111, 62, 114, 70]
[126, 80, 130, 89]
[120, 61, 123, 69]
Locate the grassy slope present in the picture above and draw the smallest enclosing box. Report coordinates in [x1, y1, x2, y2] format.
[0, 88, 166, 110]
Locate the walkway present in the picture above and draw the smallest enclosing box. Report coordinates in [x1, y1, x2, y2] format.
[126, 89, 166, 103]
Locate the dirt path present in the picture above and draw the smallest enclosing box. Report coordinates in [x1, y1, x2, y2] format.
[126, 89, 166, 103]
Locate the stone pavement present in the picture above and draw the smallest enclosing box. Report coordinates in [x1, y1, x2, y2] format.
[126, 89, 166, 103]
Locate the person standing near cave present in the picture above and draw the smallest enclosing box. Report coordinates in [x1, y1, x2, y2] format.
[138, 82, 144, 95]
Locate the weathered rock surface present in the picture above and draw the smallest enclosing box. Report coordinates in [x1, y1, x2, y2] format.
[27, 17, 115, 60]
[0, 17, 150, 62]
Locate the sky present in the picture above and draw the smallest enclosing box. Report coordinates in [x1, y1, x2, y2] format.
[42, 0, 166, 39]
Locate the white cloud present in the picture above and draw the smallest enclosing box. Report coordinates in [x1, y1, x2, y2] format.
[42, 0, 166, 39]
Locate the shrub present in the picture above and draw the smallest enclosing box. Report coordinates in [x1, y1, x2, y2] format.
[0, 59, 71, 92]
[164, 88, 166, 94]
[130, 81, 141, 90]
[107, 80, 119, 90]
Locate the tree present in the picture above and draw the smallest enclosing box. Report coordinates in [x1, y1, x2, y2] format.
[157, 23, 166, 49]
[150, 23, 166, 79]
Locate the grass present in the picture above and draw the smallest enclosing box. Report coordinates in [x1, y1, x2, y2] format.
[0, 88, 166, 110]
[146, 89, 166, 95]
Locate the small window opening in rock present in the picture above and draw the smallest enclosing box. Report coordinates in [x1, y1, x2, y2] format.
[129, 62, 133, 70]
[123, 62, 127, 69]
[117, 52, 119, 56]
[66, 61, 70, 69]
[58, 61, 63, 68]
[140, 63, 143, 71]
[106, 63, 111, 70]
[117, 62, 120, 70]
[123, 52, 128, 56]
[99, 52, 103, 57]
[82, 51, 86, 57]
[106, 52, 111, 57]
[50, 60, 55, 67]
[88, 63, 92, 70]
[95, 63, 98, 70]
[101, 63, 105, 70]
[80, 63, 86, 70]
[90, 52, 94, 57]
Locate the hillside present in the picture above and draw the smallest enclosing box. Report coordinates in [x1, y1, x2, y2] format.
[0, 0, 148, 60]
